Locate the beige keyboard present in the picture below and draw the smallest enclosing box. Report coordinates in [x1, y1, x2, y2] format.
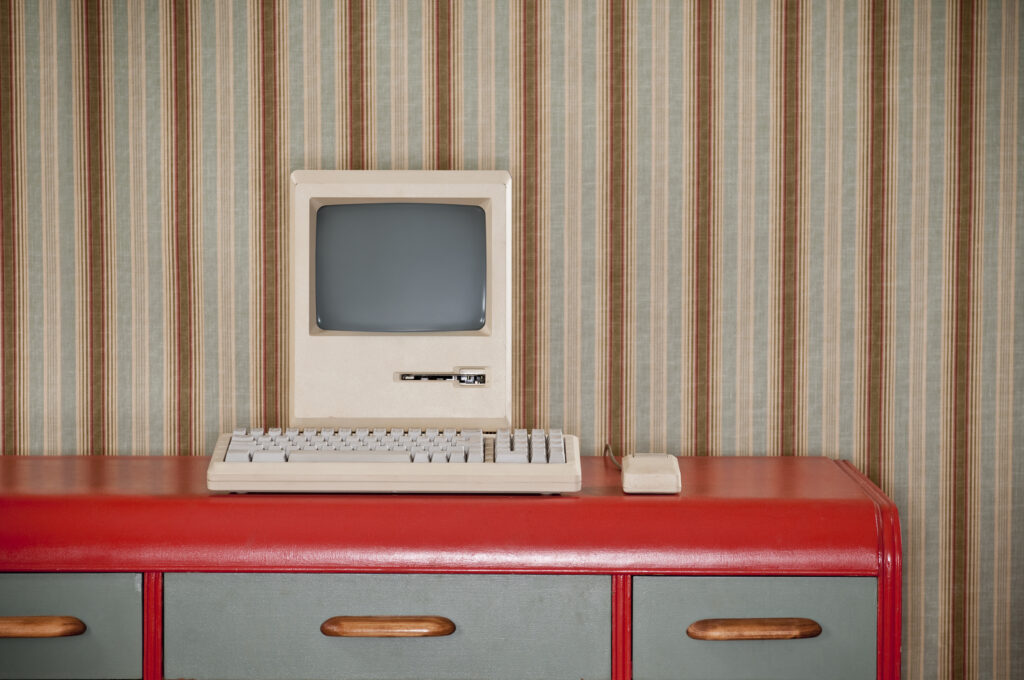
[207, 427, 582, 493]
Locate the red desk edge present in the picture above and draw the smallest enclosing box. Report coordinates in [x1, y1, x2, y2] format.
[0, 454, 901, 680]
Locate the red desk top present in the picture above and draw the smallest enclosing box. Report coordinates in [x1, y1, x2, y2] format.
[0, 455, 898, 577]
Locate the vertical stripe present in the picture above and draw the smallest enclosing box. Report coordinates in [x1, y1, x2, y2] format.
[606, 0, 628, 455]
[692, 0, 715, 456]
[992, 3, 1018, 676]
[777, 0, 801, 456]
[170, 0, 194, 455]
[949, 0, 977, 675]
[346, 0, 365, 169]
[0, 0, 18, 454]
[517, 0, 541, 428]
[864, 0, 892, 484]
[259, 0, 282, 429]
[433, 0, 451, 169]
[82, 0, 108, 454]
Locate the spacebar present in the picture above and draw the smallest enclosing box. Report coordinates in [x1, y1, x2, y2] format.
[287, 451, 411, 463]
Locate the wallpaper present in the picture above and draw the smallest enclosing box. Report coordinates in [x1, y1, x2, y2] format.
[0, 0, 1021, 677]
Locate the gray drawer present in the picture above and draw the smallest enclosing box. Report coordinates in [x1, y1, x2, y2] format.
[0, 573, 142, 680]
[633, 576, 876, 680]
[164, 573, 610, 680]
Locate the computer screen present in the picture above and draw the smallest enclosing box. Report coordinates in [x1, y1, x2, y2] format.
[315, 203, 487, 333]
[289, 170, 512, 430]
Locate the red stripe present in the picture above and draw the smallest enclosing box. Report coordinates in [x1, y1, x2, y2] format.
[260, 0, 282, 428]
[693, 0, 714, 456]
[84, 0, 108, 454]
[607, 0, 628, 454]
[171, 0, 194, 454]
[0, 0, 17, 454]
[778, 0, 801, 456]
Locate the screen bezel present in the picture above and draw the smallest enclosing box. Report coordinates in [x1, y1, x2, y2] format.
[289, 170, 512, 430]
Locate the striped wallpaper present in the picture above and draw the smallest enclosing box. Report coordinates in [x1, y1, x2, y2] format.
[0, 0, 1021, 677]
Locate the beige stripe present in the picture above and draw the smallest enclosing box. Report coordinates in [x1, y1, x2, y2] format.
[389, 0, 407, 168]
[561, 0, 583, 446]
[420, 3, 433, 167]
[647, 0, 670, 453]
[992, 3, 1018, 675]
[821, 0, 843, 459]
[215, 0, 236, 435]
[126, 0, 152, 454]
[475, 0, 495, 168]
[675, 0, 693, 453]
[37, 1, 60, 454]
[906, 0, 934, 675]
[302, 0, 321, 168]
[733, 0, 756, 453]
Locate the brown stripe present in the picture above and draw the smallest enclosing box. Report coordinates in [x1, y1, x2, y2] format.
[518, 0, 540, 427]
[950, 0, 977, 674]
[170, 0, 194, 454]
[864, 0, 890, 483]
[0, 0, 16, 454]
[347, 0, 365, 170]
[778, 0, 801, 456]
[260, 0, 282, 428]
[434, 0, 452, 169]
[607, 0, 628, 454]
[692, 0, 714, 456]
[83, 0, 108, 454]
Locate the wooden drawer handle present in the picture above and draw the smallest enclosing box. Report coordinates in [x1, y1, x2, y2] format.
[0, 616, 87, 638]
[686, 617, 822, 641]
[321, 615, 456, 638]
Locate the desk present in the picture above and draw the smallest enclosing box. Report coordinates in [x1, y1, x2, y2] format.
[0, 455, 900, 679]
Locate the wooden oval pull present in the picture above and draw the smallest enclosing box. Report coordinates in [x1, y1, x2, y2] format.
[0, 616, 87, 638]
[686, 617, 822, 641]
[321, 615, 455, 638]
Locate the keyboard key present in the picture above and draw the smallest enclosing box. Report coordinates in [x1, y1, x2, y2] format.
[287, 450, 410, 463]
[252, 449, 286, 462]
[495, 449, 529, 464]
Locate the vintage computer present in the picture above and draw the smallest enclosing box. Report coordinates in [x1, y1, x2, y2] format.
[207, 170, 581, 493]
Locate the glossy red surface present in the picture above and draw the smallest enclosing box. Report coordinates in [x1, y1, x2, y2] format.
[0, 454, 901, 680]
[2, 455, 882, 575]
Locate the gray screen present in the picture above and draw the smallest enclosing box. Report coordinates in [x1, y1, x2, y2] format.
[315, 203, 487, 332]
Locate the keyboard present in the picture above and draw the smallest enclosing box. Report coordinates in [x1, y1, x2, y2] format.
[207, 427, 582, 493]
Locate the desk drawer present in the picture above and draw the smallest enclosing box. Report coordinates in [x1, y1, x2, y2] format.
[633, 576, 875, 680]
[164, 573, 610, 680]
[0, 573, 142, 679]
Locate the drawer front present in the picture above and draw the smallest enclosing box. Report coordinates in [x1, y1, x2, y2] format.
[633, 576, 876, 680]
[164, 573, 610, 680]
[0, 573, 142, 680]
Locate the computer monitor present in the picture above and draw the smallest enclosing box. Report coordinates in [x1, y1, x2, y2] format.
[289, 170, 512, 430]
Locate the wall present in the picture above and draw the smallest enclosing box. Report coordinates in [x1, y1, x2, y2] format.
[0, 0, 1021, 677]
